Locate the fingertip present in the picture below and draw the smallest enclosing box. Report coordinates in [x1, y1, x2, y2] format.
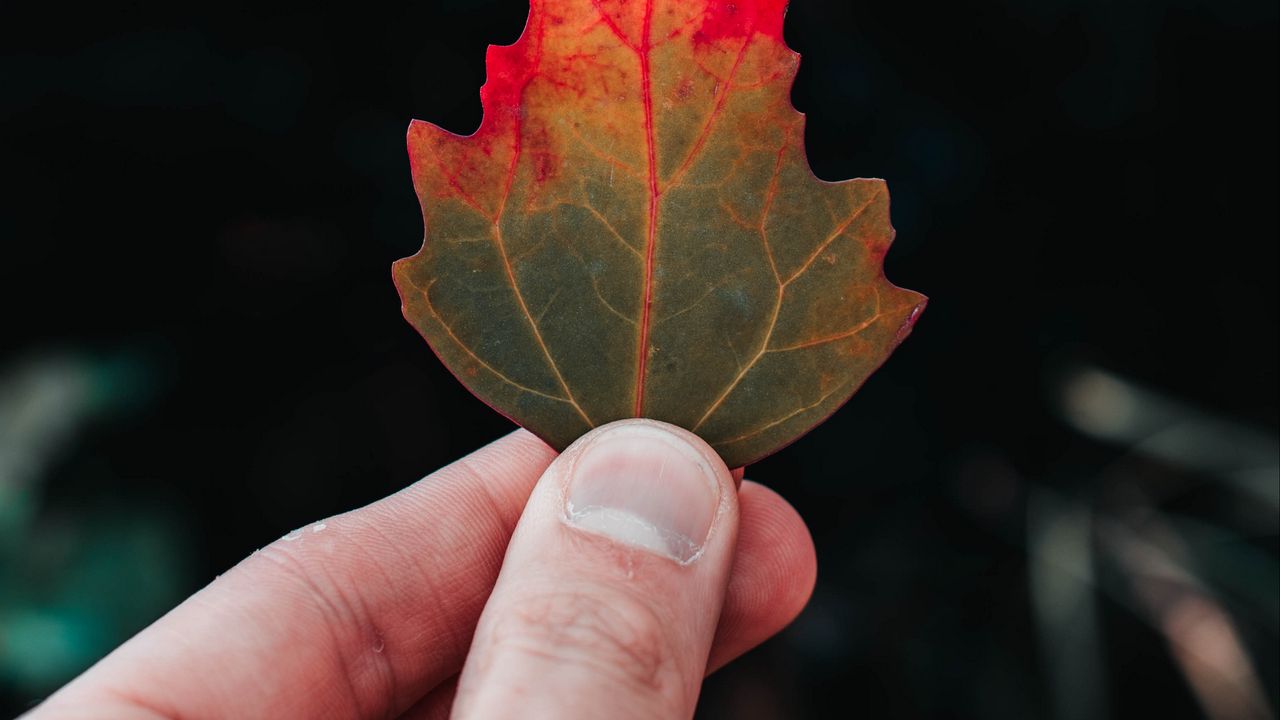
[708, 480, 815, 672]
[743, 481, 817, 614]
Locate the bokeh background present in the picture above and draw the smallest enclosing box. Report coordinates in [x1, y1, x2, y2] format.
[2, 0, 1276, 717]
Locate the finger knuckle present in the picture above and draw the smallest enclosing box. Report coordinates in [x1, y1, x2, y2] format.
[489, 588, 679, 696]
[255, 537, 398, 713]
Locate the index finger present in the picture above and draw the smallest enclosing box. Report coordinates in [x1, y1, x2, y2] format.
[34, 430, 557, 719]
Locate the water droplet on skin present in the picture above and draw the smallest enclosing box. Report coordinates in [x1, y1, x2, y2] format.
[282, 530, 304, 542]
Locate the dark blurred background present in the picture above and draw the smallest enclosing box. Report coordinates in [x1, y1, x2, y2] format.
[1, 0, 1276, 717]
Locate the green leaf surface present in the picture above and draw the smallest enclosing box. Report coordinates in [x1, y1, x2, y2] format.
[393, 0, 926, 467]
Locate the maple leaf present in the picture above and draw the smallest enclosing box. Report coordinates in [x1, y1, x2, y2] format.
[392, 0, 926, 468]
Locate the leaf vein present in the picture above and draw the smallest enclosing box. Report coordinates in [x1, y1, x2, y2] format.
[416, 282, 569, 403]
[663, 34, 754, 191]
[767, 293, 883, 353]
[782, 189, 881, 287]
[713, 378, 852, 447]
[490, 11, 596, 428]
[590, 275, 637, 326]
[576, 200, 644, 259]
[633, 0, 659, 415]
[692, 171, 878, 431]
[589, 0, 639, 53]
[758, 125, 794, 286]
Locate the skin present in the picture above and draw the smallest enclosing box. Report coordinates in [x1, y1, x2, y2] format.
[28, 420, 816, 719]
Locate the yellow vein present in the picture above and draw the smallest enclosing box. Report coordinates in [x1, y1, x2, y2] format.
[590, 275, 637, 326]
[758, 124, 795, 286]
[491, 216, 593, 425]
[768, 296, 883, 353]
[692, 187, 879, 431]
[713, 378, 852, 447]
[653, 279, 727, 326]
[490, 12, 595, 428]
[561, 121, 644, 179]
[418, 283, 569, 403]
[533, 287, 563, 324]
[580, 201, 644, 260]
[782, 189, 881, 286]
[663, 34, 754, 192]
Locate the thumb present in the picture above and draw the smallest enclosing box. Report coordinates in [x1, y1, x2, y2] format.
[450, 419, 740, 720]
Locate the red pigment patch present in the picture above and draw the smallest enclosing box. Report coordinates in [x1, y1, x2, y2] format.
[478, 8, 546, 113]
[532, 152, 557, 183]
[693, 0, 787, 45]
[675, 77, 696, 101]
[526, 124, 560, 185]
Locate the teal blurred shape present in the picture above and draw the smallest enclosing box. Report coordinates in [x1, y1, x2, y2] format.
[0, 349, 188, 696]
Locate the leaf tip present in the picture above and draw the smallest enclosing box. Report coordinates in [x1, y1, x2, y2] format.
[895, 296, 928, 345]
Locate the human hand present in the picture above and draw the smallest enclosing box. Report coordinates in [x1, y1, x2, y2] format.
[29, 419, 816, 719]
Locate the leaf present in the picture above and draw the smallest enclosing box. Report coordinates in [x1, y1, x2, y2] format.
[392, 0, 926, 468]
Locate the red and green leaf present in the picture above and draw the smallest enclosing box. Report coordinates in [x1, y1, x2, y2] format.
[392, 0, 925, 468]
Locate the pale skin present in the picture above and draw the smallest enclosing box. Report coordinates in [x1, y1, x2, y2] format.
[27, 419, 816, 719]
